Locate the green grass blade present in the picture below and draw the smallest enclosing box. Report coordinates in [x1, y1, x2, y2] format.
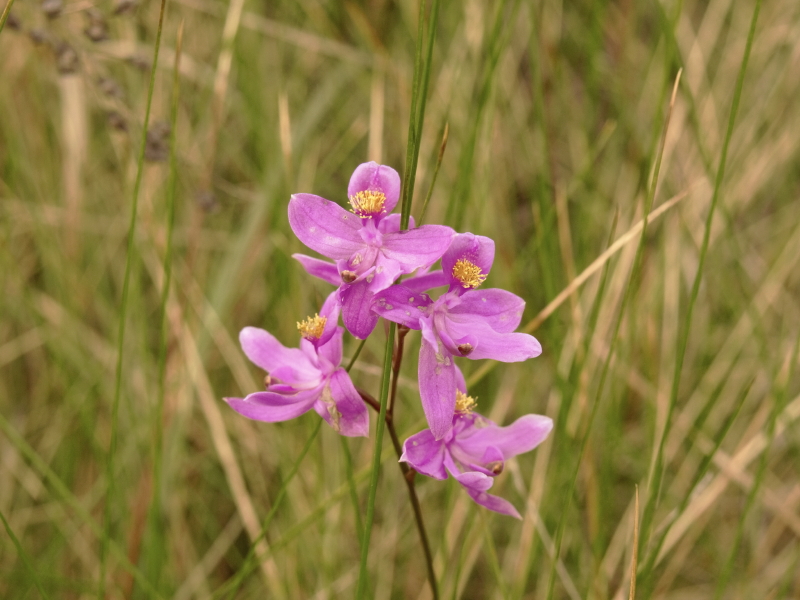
[0, 507, 51, 600]
[638, 0, 763, 563]
[0, 413, 164, 599]
[102, 0, 169, 595]
[638, 375, 753, 591]
[545, 68, 681, 600]
[0, 0, 16, 35]
[141, 20, 184, 597]
[417, 122, 448, 226]
[712, 333, 798, 599]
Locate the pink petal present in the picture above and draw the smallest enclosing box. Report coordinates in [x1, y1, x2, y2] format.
[454, 366, 467, 394]
[459, 479, 522, 518]
[225, 389, 318, 422]
[347, 162, 401, 215]
[371, 285, 431, 329]
[340, 278, 380, 339]
[400, 429, 448, 480]
[419, 337, 458, 440]
[239, 327, 318, 384]
[315, 291, 342, 349]
[378, 214, 416, 234]
[317, 326, 344, 368]
[341, 245, 379, 279]
[368, 254, 403, 292]
[293, 254, 341, 286]
[403, 269, 448, 294]
[449, 288, 526, 333]
[289, 193, 364, 260]
[381, 225, 455, 273]
[442, 233, 495, 291]
[462, 414, 553, 459]
[313, 369, 369, 437]
[445, 319, 542, 362]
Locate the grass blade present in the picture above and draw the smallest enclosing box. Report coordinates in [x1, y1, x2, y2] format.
[638, 0, 763, 567]
[102, 0, 169, 596]
[0, 507, 51, 600]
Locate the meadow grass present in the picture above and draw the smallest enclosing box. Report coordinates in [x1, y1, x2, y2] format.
[2, 0, 800, 598]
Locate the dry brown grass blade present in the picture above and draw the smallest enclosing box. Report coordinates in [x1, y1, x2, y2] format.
[368, 60, 385, 163]
[629, 485, 640, 600]
[658, 391, 800, 563]
[467, 184, 699, 387]
[174, 0, 371, 64]
[58, 74, 87, 257]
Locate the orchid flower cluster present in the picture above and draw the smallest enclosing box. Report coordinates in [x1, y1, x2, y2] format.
[225, 162, 552, 518]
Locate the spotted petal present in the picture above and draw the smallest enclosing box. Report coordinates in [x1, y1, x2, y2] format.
[312, 369, 369, 437]
[340, 278, 380, 340]
[371, 285, 431, 329]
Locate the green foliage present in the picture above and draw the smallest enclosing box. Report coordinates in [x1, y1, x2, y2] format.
[2, 0, 800, 598]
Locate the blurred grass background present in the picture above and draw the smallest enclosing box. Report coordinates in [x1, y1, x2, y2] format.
[2, 0, 800, 598]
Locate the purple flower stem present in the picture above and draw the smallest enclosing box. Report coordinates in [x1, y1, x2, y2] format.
[388, 325, 410, 416]
[357, 388, 438, 600]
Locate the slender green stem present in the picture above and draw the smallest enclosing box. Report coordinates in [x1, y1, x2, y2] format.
[417, 122, 449, 226]
[407, 0, 440, 225]
[387, 325, 409, 415]
[346, 337, 367, 372]
[0, 0, 16, 35]
[355, 322, 396, 599]
[399, 1, 425, 230]
[639, 0, 762, 559]
[142, 21, 183, 596]
[0, 507, 51, 600]
[101, 0, 168, 596]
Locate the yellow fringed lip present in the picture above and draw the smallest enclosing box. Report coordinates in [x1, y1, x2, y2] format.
[452, 258, 487, 289]
[297, 314, 327, 340]
[348, 190, 387, 217]
[455, 390, 477, 415]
